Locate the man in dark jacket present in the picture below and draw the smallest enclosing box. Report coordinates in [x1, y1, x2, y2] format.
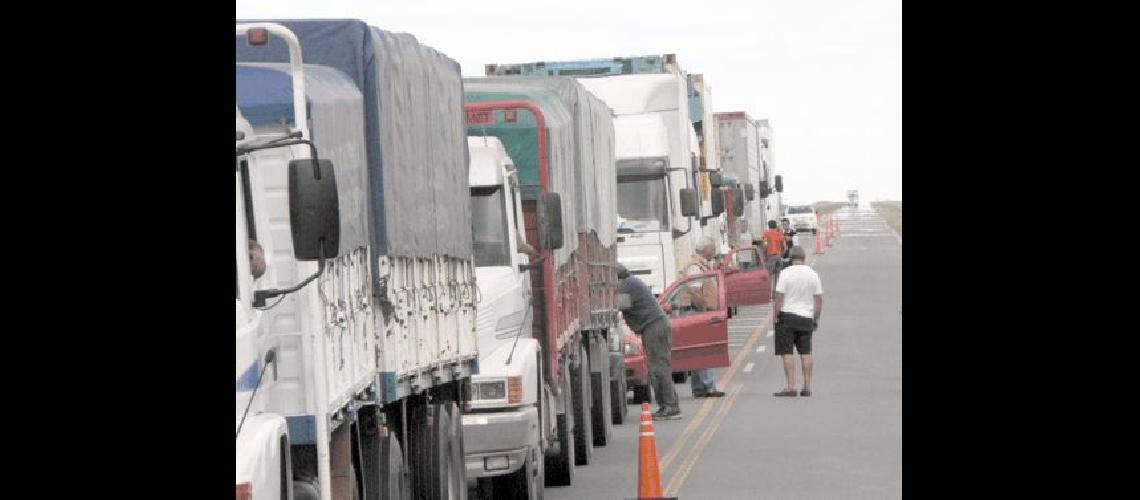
[618, 264, 682, 420]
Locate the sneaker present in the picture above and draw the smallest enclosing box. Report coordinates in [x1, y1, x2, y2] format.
[800, 389, 812, 397]
[652, 407, 683, 420]
[773, 389, 798, 397]
[702, 390, 725, 398]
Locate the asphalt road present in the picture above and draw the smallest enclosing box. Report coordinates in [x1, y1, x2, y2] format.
[545, 206, 902, 499]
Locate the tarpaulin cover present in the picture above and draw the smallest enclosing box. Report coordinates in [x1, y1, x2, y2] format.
[464, 77, 617, 267]
[236, 63, 370, 252]
[237, 19, 472, 259]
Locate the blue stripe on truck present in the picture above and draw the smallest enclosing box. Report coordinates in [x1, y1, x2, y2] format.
[286, 415, 317, 445]
[235, 360, 259, 392]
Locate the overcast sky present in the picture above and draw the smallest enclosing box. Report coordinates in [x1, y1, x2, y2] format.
[237, 0, 901, 203]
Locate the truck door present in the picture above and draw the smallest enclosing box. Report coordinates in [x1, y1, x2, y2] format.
[723, 246, 772, 307]
[658, 271, 730, 372]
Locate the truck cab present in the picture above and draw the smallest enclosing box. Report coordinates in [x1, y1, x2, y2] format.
[236, 109, 294, 500]
[463, 136, 547, 491]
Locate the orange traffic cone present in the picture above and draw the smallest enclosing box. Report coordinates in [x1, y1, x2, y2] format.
[637, 403, 664, 499]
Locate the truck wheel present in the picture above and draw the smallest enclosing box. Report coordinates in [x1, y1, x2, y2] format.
[380, 430, 410, 500]
[590, 352, 612, 446]
[445, 400, 467, 500]
[571, 345, 593, 465]
[544, 363, 575, 486]
[429, 401, 457, 500]
[610, 378, 626, 425]
[672, 372, 688, 384]
[407, 402, 430, 499]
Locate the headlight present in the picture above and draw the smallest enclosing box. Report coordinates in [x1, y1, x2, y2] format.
[477, 381, 506, 400]
[472, 377, 522, 403]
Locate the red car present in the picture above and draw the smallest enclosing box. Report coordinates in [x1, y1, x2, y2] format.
[624, 260, 772, 403]
[622, 328, 651, 402]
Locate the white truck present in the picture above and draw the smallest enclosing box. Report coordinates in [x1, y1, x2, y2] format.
[236, 21, 476, 500]
[462, 136, 546, 498]
[756, 119, 783, 221]
[485, 55, 704, 296]
[716, 112, 768, 246]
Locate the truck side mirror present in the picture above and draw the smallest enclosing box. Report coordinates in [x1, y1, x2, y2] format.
[744, 183, 755, 201]
[711, 189, 725, 216]
[538, 192, 564, 251]
[617, 293, 632, 310]
[288, 159, 340, 261]
[732, 188, 745, 216]
[774, 175, 783, 193]
[679, 188, 699, 217]
[709, 171, 723, 188]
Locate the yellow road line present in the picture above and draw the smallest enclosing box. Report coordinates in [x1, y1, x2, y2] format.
[658, 307, 774, 473]
[664, 383, 745, 496]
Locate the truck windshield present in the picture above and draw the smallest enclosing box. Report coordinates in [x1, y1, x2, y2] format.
[471, 186, 511, 267]
[616, 177, 668, 232]
[787, 205, 814, 214]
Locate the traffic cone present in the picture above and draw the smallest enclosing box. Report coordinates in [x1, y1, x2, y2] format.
[637, 403, 664, 499]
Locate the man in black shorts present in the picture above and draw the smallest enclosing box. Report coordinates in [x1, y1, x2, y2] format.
[771, 246, 824, 397]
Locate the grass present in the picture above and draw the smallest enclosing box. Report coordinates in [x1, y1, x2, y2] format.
[871, 201, 902, 235]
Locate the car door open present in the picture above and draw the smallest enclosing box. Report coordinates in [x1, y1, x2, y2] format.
[723, 246, 772, 307]
[659, 271, 730, 372]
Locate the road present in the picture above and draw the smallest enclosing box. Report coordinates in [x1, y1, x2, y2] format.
[545, 206, 902, 499]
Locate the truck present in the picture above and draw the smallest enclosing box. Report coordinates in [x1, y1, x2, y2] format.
[716, 111, 774, 247]
[756, 119, 783, 220]
[236, 21, 476, 500]
[687, 73, 728, 250]
[848, 189, 859, 208]
[485, 55, 706, 296]
[462, 76, 624, 492]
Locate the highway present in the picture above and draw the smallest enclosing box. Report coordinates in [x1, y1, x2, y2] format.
[545, 206, 902, 499]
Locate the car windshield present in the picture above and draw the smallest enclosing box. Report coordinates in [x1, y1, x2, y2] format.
[787, 205, 814, 214]
[616, 177, 668, 232]
[471, 186, 511, 267]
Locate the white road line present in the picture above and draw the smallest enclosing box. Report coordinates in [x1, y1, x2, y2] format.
[756, 345, 767, 353]
[743, 362, 755, 373]
[729, 343, 743, 347]
[766, 329, 774, 337]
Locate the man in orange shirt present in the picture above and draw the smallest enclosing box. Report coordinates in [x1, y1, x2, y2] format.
[762, 220, 786, 287]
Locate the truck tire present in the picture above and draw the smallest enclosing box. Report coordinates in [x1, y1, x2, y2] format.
[407, 402, 430, 500]
[544, 362, 575, 487]
[570, 345, 593, 465]
[610, 378, 626, 425]
[380, 430, 410, 500]
[590, 344, 612, 446]
[445, 399, 467, 500]
[429, 400, 463, 500]
[672, 372, 688, 384]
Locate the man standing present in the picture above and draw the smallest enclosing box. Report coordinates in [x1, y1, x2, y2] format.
[683, 237, 726, 398]
[618, 265, 682, 420]
[772, 246, 824, 397]
[762, 220, 785, 276]
[780, 218, 796, 258]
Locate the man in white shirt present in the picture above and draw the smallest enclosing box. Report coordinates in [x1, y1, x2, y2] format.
[772, 246, 823, 397]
